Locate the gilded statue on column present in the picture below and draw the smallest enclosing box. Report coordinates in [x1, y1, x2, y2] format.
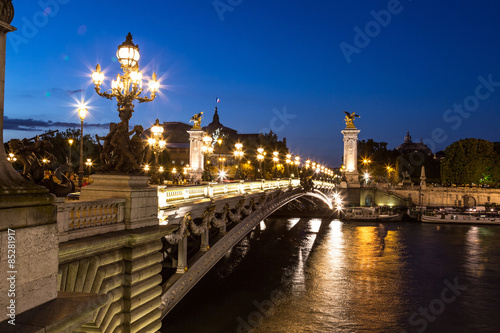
[190, 112, 204, 130]
[343, 111, 360, 128]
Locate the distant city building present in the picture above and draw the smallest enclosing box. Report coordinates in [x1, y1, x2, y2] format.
[396, 131, 432, 156]
[142, 107, 260, 165]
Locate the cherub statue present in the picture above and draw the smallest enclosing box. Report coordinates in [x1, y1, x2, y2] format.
[190, 112, 204, 129]
[343, 111, 360, 128]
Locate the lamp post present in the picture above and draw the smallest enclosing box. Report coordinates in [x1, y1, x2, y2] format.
[77, 101, 87, 188]
[256, 147, 264, 179]
[7, 153, 16, 163]
[85, 158, 93, 181]
[234, 143, 244, 179]
[201, 134, 213, 181]
[217, 138, 223, 171]
[91, 33, 160, 173]
[272, 151, 279, 178]
[294, 156, 300, 177]
[68, 138, 74, 168]
[285, 153, 291, 177]
[147, 119, 166, 184]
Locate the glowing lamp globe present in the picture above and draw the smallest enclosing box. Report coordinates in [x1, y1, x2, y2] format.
[117, 33, 141, 68]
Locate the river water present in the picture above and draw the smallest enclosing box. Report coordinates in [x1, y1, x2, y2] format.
[162, 218, 500, 333]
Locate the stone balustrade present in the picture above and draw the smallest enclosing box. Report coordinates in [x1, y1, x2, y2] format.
[157, 179, 302, 208]
[56, 179, 334, 243]
[57, 198, 126, 243]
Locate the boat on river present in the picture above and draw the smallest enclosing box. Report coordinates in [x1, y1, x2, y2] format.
[421, 212, 500, 225]
[343, 207, 403, 222]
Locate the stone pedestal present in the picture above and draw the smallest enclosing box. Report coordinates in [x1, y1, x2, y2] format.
[187, 130, 204, 182]
[0, 192, 59, 319]
[420, 165, 427, 189]
[80, 174, 159, 229]
[0, 9, 60, 324]
[341, 127, 361, 188]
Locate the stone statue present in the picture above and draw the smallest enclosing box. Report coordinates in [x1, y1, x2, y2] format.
[0, 0, 14, 25]
[129, 125, 148, 166]
[190, 112, 204, 130]
[110, 122, 140, 172]
[96, 122, 118, 171]
[343, 111, 360, 128]
[7, 134, 74, 196]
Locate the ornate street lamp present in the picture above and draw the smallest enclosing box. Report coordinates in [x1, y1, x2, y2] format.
[7, 153, 16, 163]
[77, 100, 87, 187]
[147, 119, 166, 184]
[85, 158, 93, 181]
[234, 143, 244, 179]
[68, 138, 74, 167]
[294, 156, 300, 177]
[217, 138, 223, 171]
[91, 33, 160, 173]
[257, 147, 265, 179]
[201, 134, 213, 180]
[285, 153, 291, 177]
[272, 151, 279, 178]
[92, 33, 160, 129]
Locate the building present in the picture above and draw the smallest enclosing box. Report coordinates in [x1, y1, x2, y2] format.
[396, 131, 432, 156]
[143, 107, 261, 167]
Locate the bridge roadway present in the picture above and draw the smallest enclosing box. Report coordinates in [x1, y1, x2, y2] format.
[155, 179, 336, 318]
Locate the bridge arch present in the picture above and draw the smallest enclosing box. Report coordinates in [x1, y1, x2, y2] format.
[160, 186, 334, 317]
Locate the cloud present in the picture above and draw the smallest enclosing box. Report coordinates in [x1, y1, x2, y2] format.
[4, 116, 109, 131]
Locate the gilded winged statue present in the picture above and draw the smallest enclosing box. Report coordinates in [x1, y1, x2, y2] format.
[190, 112, 204, 129]
[344, 111, 360, 128]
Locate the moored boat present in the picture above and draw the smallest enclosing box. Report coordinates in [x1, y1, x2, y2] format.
[421, 213, 500, 225]
[343, 207, 403, 222]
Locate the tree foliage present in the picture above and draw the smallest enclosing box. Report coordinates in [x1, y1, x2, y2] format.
[441, 138, 498, 185]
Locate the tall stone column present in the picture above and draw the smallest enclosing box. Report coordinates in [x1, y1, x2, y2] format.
[341, 126, 361, 188]
[0, 2, 59, 320]
[187, 129, 204, 182]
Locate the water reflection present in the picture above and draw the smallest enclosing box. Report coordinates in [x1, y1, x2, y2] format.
[163, 219, 500, 333]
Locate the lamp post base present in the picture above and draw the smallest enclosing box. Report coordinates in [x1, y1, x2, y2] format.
[80, 174, 159, 229]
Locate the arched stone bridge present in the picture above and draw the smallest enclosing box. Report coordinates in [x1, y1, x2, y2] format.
[157, 180, 336, 318]
[51, 179, 335, 332]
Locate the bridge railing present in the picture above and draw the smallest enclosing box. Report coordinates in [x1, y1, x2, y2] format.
[158, 179, 302, 208]
[57, 198, 126, 243]
[55, 179, 334, 241]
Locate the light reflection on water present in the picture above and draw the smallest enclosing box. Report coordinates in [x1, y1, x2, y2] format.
[162, 218, 500, 333]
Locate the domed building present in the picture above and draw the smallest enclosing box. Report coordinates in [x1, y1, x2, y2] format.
[142, 107, 261, 166]
[396, 131, 432, 156]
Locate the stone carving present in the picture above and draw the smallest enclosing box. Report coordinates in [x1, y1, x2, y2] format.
[7, 133, 75, 196]
[96, 123, 146, 173]
[344, 111, 360, 128]
[190, 112, 204, 130]
[0, 0, 14, 24]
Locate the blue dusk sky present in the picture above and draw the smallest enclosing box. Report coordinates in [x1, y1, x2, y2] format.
[4, 0, 500, 166]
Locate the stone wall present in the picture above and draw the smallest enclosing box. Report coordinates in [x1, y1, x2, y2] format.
[0, 192, 58, 320]
[393, 187, 500, 207]
[362, 186, 500, 207]
[59, 225, 175, 333]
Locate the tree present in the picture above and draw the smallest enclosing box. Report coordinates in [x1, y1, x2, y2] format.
[441, 138, 498, 185]
[41, 128, 99, 172]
